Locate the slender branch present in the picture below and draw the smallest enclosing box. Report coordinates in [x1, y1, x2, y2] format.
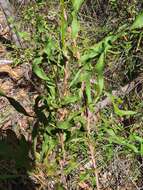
[95, 79, 139, 113]
[0, 0, 22, 47]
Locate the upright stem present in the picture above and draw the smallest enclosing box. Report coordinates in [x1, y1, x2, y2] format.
[86, 109, 100, 190]
[82, 81, 100, 190]
[58, 1, 70, 188]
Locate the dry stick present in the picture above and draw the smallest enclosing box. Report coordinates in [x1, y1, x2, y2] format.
[95, 78, 138, 113]
[59, 131, 67, 188]
[0, 0, 22, 47]
[0, 59, 13, 65]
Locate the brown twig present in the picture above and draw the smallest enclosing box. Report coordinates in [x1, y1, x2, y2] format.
[95, 78, 140, 113]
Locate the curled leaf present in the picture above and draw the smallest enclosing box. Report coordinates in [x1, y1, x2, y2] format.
[33, 57, 49, 80]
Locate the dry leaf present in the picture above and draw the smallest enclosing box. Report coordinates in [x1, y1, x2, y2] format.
[78, 182, 92, 190]
[0, 65, 21, 80]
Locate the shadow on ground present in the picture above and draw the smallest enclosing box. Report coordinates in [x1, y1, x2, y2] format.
[0, 129, 37, 190]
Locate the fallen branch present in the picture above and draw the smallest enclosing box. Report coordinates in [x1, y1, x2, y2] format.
[0, 0, 22, 47]
[0, 59, 13, 65]
[95, 79, 139, 113]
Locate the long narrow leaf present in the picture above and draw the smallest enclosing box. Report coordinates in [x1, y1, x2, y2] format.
[80, 35, 117, 63]
[72, 0, 85, 12]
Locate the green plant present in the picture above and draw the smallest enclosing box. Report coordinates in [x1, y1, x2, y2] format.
[1, 0, 143, 189]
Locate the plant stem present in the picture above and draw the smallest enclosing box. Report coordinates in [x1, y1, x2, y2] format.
[86, 109, 100, 190]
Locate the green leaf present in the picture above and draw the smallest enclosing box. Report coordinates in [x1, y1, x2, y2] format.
[33, 64, 49, 80]
[57, 121, 72, 130]
[71, 15, 80, 39]
[80, 41, 103, 63]
[60, 0, 68, 49]
[141, 143, 143, 156]
[131, 12, 143, 30]
[40, 133, 58, 161]
[114, 105, 137, 116]
[33, 57, 50, 80]
[33, 57, 42, 65]
[129, 134, 143, 155]
[70, 69, 82, 87]
[95, 53, 105, 75]
[62, 95, 79, 105]
[80, 35, 117, 63]
[71, 0, 84, 39]
[126, 143, 139, 153]
[0, 90, 5, 96]
[44, 38, 56, 59]
[73, 115, 86, 125]
[97, 77, 104, 95]
[109, 94, 137, 116]
[94, 53, 105, 101]
[67, 111, 81, 121]
[18, 31, 30, 40]
[65, 160, 79, 174]
[85, 79, 92, 105]
[55, 184, 65, 190]
[132, 135, 143, 143]
[70, 70, 91, 87]
[72, 0, 85, 12]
